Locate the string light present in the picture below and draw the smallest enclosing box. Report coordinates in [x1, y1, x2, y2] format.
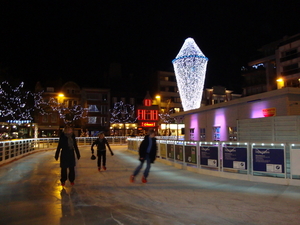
[159, 109, 176, 124]
[47, 98, 88, 124]
[172, 38, 208, 111]
[0, 81, 43, 120]
[109, 101, 137, 123]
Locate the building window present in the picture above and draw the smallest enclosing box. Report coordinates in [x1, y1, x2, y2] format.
[145, 110, 151, 120]
[213, 126, 221, 141]
[282, 49, 297, 57]
[88, 105, 99, 112]
[46, 87, 54, 92]
[174, 108, 180, 113]
[228, 127, 237, 141]
[100, 117, 108, 126]
[130, 98, 135, 105]
[64, 100, 77, 108]
[137, 109, 158, 120]
[190, 128, 195, 140]
[88, 117, 97, 124]
[51, 113, 57, 123]
[100, 105, 108, 114]
[87, 93, 101, 100]
[283, 63, 298, 72]
[42, 115, 48, 123]
[200, 128, 206, 141]
[144, 99, 152, 106]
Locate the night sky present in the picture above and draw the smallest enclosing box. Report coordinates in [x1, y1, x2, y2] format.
[1, 1, 300, 94]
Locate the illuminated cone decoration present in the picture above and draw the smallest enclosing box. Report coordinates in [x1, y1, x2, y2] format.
[172, 38, 208, 111]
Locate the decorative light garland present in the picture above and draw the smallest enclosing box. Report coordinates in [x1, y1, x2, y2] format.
[172, 38, 208, 111]
[47, 98, 88, 124]
[158, 109, 176, 124]
[0, 81, 43, 121]
[109, 101, 137, 123]
[0, 81, 88, 125]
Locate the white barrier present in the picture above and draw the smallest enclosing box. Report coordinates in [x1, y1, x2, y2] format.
[128, 138, 300, 186]
[0, 136, 128, 165]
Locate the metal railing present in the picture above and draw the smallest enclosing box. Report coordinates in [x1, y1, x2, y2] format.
[128, 138, 300, 186]
[0, 136, 128, 165]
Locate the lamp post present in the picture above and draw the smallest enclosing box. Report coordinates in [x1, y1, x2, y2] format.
[276, 78, 284, 89]
[58, 93, 64, 103]
[155, 95, 161, 135]
[57, 93, 64, 133]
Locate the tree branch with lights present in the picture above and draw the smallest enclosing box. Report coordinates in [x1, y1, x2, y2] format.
[47, 98, 88, 125]
[0, 81, 45, 121]
[109, 101, 137, 123]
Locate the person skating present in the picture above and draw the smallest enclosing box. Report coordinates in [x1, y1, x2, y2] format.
[130, 130, 157, 183]
[91, 132, 114, 171]
[55, 126, 81, 186]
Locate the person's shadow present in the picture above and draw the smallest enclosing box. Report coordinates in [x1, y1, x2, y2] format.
[60, 187, 82, 225]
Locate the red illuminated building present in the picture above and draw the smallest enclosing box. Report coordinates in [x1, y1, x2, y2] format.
[137, 92, 159, 135]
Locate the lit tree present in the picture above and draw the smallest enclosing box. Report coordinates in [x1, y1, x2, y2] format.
[159, 109, 176, 136]
[109, 101, 137, 123]
[0, 81, 44, 121]
[47, 98, 88, 125]
[109, 101, 137, 135]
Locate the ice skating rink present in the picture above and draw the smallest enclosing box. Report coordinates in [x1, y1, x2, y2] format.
[0, 145, 300, 225]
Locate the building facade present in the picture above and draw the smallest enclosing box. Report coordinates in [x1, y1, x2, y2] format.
[276, 33, 300, 88]
[81, 88, 110, 136]
[174, 87, 300, 142]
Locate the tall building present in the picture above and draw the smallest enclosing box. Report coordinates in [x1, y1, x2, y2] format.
[242, 40, 280, 96]
[81, 88, 110, 136]
[153, 71, 183, 113]
[276, 33, 300, 88]
[242, 33, 300, 96]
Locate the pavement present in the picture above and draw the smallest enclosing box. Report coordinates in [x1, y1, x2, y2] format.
[0, 145, 300, 225]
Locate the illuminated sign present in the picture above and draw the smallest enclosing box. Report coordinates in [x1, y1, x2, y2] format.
[137, 109, 158, 120]
[262, 108, 276, 117]
[141, 122, 156, 127]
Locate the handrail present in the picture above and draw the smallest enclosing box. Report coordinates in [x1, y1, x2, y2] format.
[128, 138, 300, 186]
[0, 136, 129, 165]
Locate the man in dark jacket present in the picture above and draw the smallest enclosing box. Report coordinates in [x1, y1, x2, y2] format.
[130, 130, 157, 183]
[91, 132, 114, 171]
[55, 126, 80, 186]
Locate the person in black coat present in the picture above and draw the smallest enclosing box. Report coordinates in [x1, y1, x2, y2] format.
[55, 126, 80, 186]
[91, 132, 114, 171]
[130, 130, 157, 183]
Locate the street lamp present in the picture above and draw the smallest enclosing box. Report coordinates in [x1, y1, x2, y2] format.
[58, 93, 64, 104]
[276, 78, 284, 89]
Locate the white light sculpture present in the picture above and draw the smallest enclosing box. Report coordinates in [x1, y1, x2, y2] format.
[172, 38, 208, 111]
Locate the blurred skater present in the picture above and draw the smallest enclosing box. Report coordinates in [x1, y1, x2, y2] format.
[91, 132, 114, 171]
[130, 130, 157, 183]
[55, 126, 81, 186]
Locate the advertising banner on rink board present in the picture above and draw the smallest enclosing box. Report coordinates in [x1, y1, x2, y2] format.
[175, 145, 183, 161]
[167, 144, 174, 159]
[223, 147, 247, 170]
[128, 140, 133, 150]
[253, 148, 285, 173]
[184, 146, 197, 164]
[159, 143, 167, 158]
[200, 146, 218, 167]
